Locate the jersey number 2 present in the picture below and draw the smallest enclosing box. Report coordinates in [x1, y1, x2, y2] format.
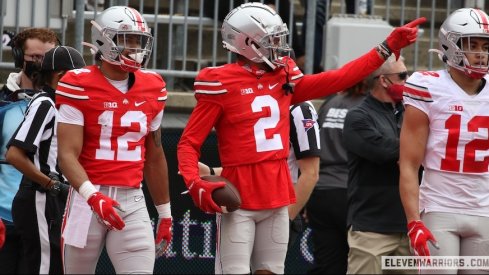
[95, 110, 147, 161]
[252, 95, 283, 152]
[441, 114, 489, 173]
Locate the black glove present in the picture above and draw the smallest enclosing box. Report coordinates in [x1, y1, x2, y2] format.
[47, 173, 69, 198]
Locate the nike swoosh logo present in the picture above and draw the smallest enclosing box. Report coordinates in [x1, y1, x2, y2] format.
[134, 196, 143, 202]
[198, 188, 205, 206]
[269, 83, 279, 90]
[135, 101, 146, 107]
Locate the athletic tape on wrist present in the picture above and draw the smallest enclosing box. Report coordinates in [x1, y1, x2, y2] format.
[79, 180, 97, 201]
[155, 202, 171, 218]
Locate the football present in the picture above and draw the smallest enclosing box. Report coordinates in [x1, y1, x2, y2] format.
[201, 175, 241, 213]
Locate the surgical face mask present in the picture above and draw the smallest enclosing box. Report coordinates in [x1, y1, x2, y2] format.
[386, 83, 405, 103]
[23, 61, 41, 79]
[382, 75, 406, 103]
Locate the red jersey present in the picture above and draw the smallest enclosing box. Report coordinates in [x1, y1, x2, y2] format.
[178, 50, 383, 209]
[56, 65, 167, 188]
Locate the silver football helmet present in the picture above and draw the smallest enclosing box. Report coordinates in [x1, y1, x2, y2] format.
[433, 8, 489, 78]
[89, 6, 153, 72]
[221, 2, 291, 69]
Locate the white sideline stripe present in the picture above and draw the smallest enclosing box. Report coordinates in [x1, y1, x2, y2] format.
[194, 81, 222, 86]
[291, 74, 304, 80]
[58, 82, 85, 91]
[55, 90, 89, 100]
[195, 89, 227, 94]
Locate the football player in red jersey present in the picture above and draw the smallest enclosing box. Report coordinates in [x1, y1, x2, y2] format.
[55, 6, 172, 274]
[400, 8, 489, 271]
[177, 2, 425, 274]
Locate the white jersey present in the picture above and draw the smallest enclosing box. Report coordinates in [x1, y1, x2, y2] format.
[404, 70, 489, 217]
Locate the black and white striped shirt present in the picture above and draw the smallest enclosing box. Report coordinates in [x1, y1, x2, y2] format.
[7, 86, 59, 178]
[288, 101, 321, 183]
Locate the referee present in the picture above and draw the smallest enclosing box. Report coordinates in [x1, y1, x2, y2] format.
[5, 46, 85, 274]
[287, 101, 321, 248]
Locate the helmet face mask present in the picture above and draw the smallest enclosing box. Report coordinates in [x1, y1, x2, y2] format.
[221, 2, 291, 69]
[91, 6, 153, 72]
[113, 32, 153, 71]
[438, 8, 489, 78]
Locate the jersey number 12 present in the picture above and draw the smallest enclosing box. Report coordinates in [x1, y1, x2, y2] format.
[441, 114, 489, 173]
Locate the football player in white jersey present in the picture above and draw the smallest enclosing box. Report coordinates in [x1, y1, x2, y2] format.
[400, 7, 489, 271]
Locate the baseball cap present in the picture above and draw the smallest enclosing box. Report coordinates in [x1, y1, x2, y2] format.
[41, 46, 86, 72]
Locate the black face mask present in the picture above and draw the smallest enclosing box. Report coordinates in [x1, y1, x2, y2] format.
[23, 61, 41, 79]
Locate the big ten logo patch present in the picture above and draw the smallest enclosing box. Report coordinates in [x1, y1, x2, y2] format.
[448, 105, 463, 112]
[104, 102, 118, 109]
[240, 88, 254, 95]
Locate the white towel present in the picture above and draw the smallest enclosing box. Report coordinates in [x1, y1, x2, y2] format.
[62, 185, 100, 248]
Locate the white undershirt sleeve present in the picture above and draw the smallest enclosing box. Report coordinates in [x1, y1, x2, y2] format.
[58, 104, 84, 126]
[150, 110, 164, 131]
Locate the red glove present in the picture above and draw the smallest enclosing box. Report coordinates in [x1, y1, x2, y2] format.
[407, 220, 438, 257]
[383, 17, 427, 60]
[155, 217, 172, 257]
[0, 219, 5, 249]
[187, 178, 225, 213]
[87, 192, 125, 230]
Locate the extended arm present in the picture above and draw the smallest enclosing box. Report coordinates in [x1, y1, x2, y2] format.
[291, 17, 426, 104]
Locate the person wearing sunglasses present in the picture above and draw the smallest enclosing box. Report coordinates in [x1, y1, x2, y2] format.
[341, 55, 410, 274]
[400, 8, 489, 273]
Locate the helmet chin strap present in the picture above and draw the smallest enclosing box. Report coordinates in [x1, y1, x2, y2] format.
[463, 66, 486, 79]
[119, 55, 141, 72]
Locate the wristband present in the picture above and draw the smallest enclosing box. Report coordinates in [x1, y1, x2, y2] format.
[376, 42, 392, 60]
[79, 180, 97, 201]
[155, 202, 171, 218]
[209, 166, 215, 176]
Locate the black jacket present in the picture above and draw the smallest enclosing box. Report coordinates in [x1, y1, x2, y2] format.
[343, 94, 406, 233]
